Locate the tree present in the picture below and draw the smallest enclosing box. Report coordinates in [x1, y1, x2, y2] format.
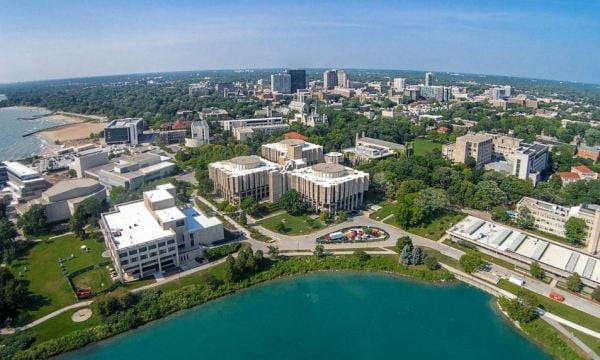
[337, 210, 347, 222]
[491, 207, 510, 222]
[396, 236, 412, 252]
[17, 204, 47, 236]
[237, 211, 247, 226]
[567, 272, 583, 293]
[314, 244, 325, 257]
[592, 287, 600, 302]
[565, 217, 587, 245]
[413, 188, 449, 218]
[267, 245, 280, 259]
[471, 180, 506, 210]
[275, 220, 288, 233]
[502, 292, 539, 323]
[353, 249, 370, 262]
[319, 211, 330, 223]
[411, 246, 425, 265]
[529, 261, 544, 280]
[69, 208, 88, 238]
[240, 197, 258, 213]
[223, 255, 239, 283]
[400, 244, 413, 265]
[424, 256, 440, 270]
[516, 206, 535, 229]
[459, 251, 484, 273]
[67, 169, 77, 178]
[280, 190, 308, 216]
[0, 268, 27, 322]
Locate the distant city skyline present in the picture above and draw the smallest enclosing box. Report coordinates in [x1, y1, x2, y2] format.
[1, 0, 599, 84]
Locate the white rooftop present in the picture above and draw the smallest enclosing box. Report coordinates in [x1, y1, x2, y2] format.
[103, 201, 174, 250]
[5, 161, 40, 178]
[183, 207, 222, 232]
[262, 139, 322, 153]
[448, 216, 600, 283]
[145, 188, 173, 203]
[155, 206, 186, 223]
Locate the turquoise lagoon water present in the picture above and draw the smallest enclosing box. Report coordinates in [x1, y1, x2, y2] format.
[60, 273, 548, 359]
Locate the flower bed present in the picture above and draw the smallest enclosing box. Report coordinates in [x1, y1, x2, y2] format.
[316, 226, 389, 243]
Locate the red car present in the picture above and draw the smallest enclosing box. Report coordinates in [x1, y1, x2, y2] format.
[549, 292, 565, 302]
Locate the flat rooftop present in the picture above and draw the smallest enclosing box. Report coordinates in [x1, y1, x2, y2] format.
[290, 163, 368, 185]
[4, 161, 39, 178]
[262, 139, 322, 153]
[448, 216, 600, 283]
[210, 156, 278, 176]
[183, 207, 222, 232]
[104, 201, 174, 250]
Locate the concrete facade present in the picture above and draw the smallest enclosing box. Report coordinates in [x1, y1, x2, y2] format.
[443, 133, 493, 166]
[261, 139, 324, 167]
[101, 184, 224, 281]
[208, 155, 279, 205]
[37, 178, 106, 223]
[517, 196, 600, 253]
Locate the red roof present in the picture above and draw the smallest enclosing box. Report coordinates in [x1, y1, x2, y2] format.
[284, 131, 307, 141]
[172, 120, 191, 130]
[573, 165, 594, 175]
[557, 172, 581, 180]
[160, 122, 172, 130]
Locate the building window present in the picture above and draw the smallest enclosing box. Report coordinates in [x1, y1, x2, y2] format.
[129, 249, 137, 256]
[140, 254, 148, 260]
[149, 244, 157, 250]
[121, 260, 129, 265]
[158, 242, 166, 247]
[118, 252, 127, 258]
[167, 239, 175, 245]
[191, 239, 195, 247]
[139, 247, 147, 252]
[150, 252, 157, 257]
[175, 220, 184, 227]
[130, 257, 138, 262]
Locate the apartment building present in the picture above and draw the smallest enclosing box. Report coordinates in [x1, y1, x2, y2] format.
[517, 196, 600, 253]
[208, 155, 279, 205]
[101, 184, 224, 281]
[219, 117, 290, 141]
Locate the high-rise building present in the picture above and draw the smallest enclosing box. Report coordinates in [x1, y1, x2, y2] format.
[323, 70, 338, 90]
[337, 70, 349, 88]
[393, 78, 406, 91]
[270, 73, 291, 94]
[287, 69, 306, 93]
[425, 72, 434, 86]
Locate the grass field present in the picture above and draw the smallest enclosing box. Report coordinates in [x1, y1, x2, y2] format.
[497, 279, 600, 333]
[72, 266, 113, 292]
[385, 211, 466, 240]
[413, 139, 442, 156]
[369, 202, 396, 221]
[8, 233, 108, 323]
[258, 213, 324, 235]
[29, 308, 101, 345]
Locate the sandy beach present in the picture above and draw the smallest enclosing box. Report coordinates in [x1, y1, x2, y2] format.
[36, 111, 108, 154]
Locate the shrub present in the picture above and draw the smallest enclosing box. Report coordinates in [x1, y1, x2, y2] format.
[204, 243, 242, 262]
[424, 256, 440, 270]
[459, 251, 484, 273]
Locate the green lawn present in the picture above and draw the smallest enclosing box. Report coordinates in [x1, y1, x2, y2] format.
[413, 139, 442, 156]
[258, 213, 324, 235]
[29, 309, 100, 346]
[369, 202, 396, 221]
[497, 279, 600, 333]
[8, 233, 108, 323]
[72, 266, 113, 292]
[566, 326, 600, 356]
[385, 211, 466, 240]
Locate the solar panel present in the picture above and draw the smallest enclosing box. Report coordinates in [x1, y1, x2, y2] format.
[583, 258, 596, 279]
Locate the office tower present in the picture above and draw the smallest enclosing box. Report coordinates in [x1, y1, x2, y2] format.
[323, 69, 338, 90]
[287, 69, 306, 93]
[425, 72, 434, 86]
[270, 73, 292, 94]
[337, 70, 349, 88]
[393, 78, 406, 91]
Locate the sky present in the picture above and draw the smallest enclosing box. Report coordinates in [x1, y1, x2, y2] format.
[1, 0, 599, 84]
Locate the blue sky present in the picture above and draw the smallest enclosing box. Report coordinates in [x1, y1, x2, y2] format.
[1, 0, 599, 84]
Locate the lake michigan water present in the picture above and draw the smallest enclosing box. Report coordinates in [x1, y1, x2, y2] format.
[0, 107, 65, 161]
[59, 273, 549, 360]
